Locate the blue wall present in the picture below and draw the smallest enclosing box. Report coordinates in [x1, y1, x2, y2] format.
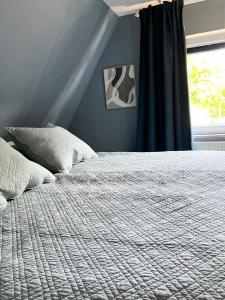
[69, 15, 140, 151]
[0, 0, 118, 135]
[1, 0, 224, 150]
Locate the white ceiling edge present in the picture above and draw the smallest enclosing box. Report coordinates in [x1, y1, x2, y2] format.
[103, 0, 207, 17]
[186, 29, 225, 48]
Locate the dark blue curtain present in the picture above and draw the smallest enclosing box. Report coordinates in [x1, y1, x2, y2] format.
[137, 0, 192, 152]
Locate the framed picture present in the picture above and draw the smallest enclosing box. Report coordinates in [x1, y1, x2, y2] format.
[103, 64, 137, 110]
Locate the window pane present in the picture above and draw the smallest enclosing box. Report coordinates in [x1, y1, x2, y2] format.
[187, 48, 225, 127]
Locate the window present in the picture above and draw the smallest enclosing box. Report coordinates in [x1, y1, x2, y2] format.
[187, 44, 225, 133]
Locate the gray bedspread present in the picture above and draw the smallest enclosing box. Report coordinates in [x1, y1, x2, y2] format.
[1, 151, 225, 300]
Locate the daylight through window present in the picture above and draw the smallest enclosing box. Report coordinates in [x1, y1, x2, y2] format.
[187, 47, 225, 127]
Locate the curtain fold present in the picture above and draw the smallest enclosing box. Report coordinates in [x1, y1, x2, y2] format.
[137, 0, 192, 152]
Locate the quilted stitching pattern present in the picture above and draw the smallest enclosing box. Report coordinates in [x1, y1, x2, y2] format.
[1, 151, 225, 299]
[0, 195, 7, 211]
[6, 126, 98, 173]
[0, 138, 56, 210]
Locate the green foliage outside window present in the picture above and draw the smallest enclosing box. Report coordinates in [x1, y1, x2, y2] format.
[187, 51, 225, 124]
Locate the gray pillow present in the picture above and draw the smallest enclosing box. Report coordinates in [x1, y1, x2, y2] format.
[6, 126, 98, 173]
[0, 138, 56, 211]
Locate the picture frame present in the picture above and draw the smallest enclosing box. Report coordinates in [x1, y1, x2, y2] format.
[103, 64, 137, 110]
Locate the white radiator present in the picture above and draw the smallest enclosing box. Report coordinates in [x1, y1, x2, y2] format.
[194, 141, 225, 151]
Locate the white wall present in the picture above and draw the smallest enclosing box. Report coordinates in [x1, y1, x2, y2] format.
[184, 0, 225, 35]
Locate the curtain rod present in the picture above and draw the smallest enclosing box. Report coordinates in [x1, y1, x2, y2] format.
[134, 0, 176, 17]
[134, 0, 205, 17]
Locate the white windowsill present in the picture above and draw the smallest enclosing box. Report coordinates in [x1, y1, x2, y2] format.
[193, 125, 225, 135]
[193, 125, 225, 142]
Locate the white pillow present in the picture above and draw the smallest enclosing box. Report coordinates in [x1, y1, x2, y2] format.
[7, 141, 17, 148]
[6, 126, 98, 173]
[0, 138, 56, 211]
[0, 195, 7, 212]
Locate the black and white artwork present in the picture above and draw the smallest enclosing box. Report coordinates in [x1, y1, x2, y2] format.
[103, 65, 137, 110]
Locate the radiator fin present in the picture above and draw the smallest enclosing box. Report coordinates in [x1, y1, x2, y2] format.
[194, 142, 225, 151]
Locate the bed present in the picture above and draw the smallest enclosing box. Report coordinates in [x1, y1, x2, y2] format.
[1, 151, 225, 300]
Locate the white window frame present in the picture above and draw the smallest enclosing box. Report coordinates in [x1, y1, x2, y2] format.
[186, 29, 225, 138]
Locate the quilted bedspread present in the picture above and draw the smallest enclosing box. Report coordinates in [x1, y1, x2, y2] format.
[1, 151, 225, 300]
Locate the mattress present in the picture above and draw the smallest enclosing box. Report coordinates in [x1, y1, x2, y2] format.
[1, 151, 225, 300]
